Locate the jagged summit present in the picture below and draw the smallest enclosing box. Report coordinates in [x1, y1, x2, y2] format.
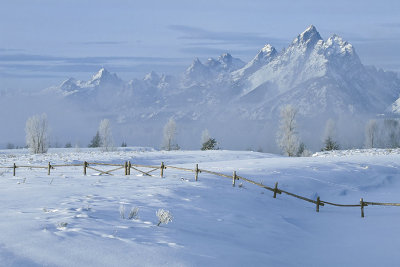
[233, 44, 278, 79]
[291, 24, 323, 48]
[324, 34, 356, 57]
[91, 67, 109, 80]
[261, 44, 276, 54]
[86, 68, 122, 87]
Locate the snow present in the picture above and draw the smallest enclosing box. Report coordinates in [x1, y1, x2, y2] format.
[1, 148, 400, 266]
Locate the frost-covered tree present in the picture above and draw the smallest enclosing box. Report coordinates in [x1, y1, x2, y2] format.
[162, 118, 179, 150]
[322, 119, 339, 151]
[98, 119, 114, 152]
[383, 119, 400, 148]
[25, 113, 49, 154]
[276, 104, 299, 157]
[365, 119, 378, 148]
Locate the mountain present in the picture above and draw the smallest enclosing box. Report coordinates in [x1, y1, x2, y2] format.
[46, 25, 400, 150]
[183, 53, 245, 86]
[232, 44, 277, 80]
[234, 25, 400, 118]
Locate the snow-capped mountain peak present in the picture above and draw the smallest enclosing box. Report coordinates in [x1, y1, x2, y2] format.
[290, 24, 323, 49]
[261, 44, 276, 54]
[233, 44, 278, 79]
[60, 78, 79, 92]
[324, 34, 355, 57]
[217, 53, 245, 72]
[88, 67, 122, 87]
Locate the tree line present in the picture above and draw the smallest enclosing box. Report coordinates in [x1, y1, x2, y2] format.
[15, 109, 400, 155]
[21, 114, 218, 154]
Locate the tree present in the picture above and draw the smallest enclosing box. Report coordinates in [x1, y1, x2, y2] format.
[88, 131, 101, 148]
[322, 119, 339, 151]
[6, 143, 15, 149]
[121, 141, 127, 147]
[276, 104, 299, 156]
[383, 119, 400, 148]
[296, 142, 312, 157]
[200, 129, 218, 150]
[201, 129, 210, 145]
[98, 119, 114, 152]
[365, 119, 378, 148]
[25, 113, 49, 154]
[202, 138, 218, 150]
[162, 118, 179, 150]
[323, 136, 340, 151]
[65, 142, 72, 148]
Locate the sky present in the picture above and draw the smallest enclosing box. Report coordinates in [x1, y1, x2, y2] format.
[1, 0, 400, 91]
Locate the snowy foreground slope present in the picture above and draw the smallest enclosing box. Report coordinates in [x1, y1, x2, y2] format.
[0, 148, 400, 266]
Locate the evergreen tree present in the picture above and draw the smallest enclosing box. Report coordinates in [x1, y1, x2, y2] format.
[322, 119, 340, 151]
[323, 136, 340, 151]
[65, 142, 72, 148]
[201, 138, 218, 150]
[88, 131, 101, 148]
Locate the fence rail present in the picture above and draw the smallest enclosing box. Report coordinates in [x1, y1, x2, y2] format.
[2, 160, 400, 218]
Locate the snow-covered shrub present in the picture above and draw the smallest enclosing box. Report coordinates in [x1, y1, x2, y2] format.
[156, 209, 173, 226]
[128, 207, 139, 220]
[119, 204, 125, 219]
[120, 205, 139, 220]
[57, 222, 68, 228]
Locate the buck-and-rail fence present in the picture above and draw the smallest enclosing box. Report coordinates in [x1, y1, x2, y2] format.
[1, 160, 399, 218]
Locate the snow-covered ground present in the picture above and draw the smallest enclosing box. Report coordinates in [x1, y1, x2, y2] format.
[0, 148, 400, 266]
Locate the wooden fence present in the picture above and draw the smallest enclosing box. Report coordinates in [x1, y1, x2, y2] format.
[1, 160, 400, 218]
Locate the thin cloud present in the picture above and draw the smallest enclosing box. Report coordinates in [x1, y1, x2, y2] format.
[0, 48, 24, 52]
[0, 54, 187, 64]
[168, 25, 288, 47]
[380, 22, 400, 28]
[73, 41, 129, 45]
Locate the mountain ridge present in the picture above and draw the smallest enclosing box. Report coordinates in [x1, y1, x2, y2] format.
[39, 25, 400, 150]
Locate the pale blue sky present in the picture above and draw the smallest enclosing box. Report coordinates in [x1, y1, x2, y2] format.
[1, 0, 400, 90]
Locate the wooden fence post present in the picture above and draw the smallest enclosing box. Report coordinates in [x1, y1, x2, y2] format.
[124, 162, 128, 175]
[273, 182, 279, 198]
[195, 164, 199, 181]
[128, 161, 131, 175]
[316, 196, 321, 212]
[13, 163, 16, 176]
[232, 171, 237, 187]
[360, 198, 365, 218]
[83, 161, 87, 176]
[160, 162, 164, 178]
[48, 162, 51, 175]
